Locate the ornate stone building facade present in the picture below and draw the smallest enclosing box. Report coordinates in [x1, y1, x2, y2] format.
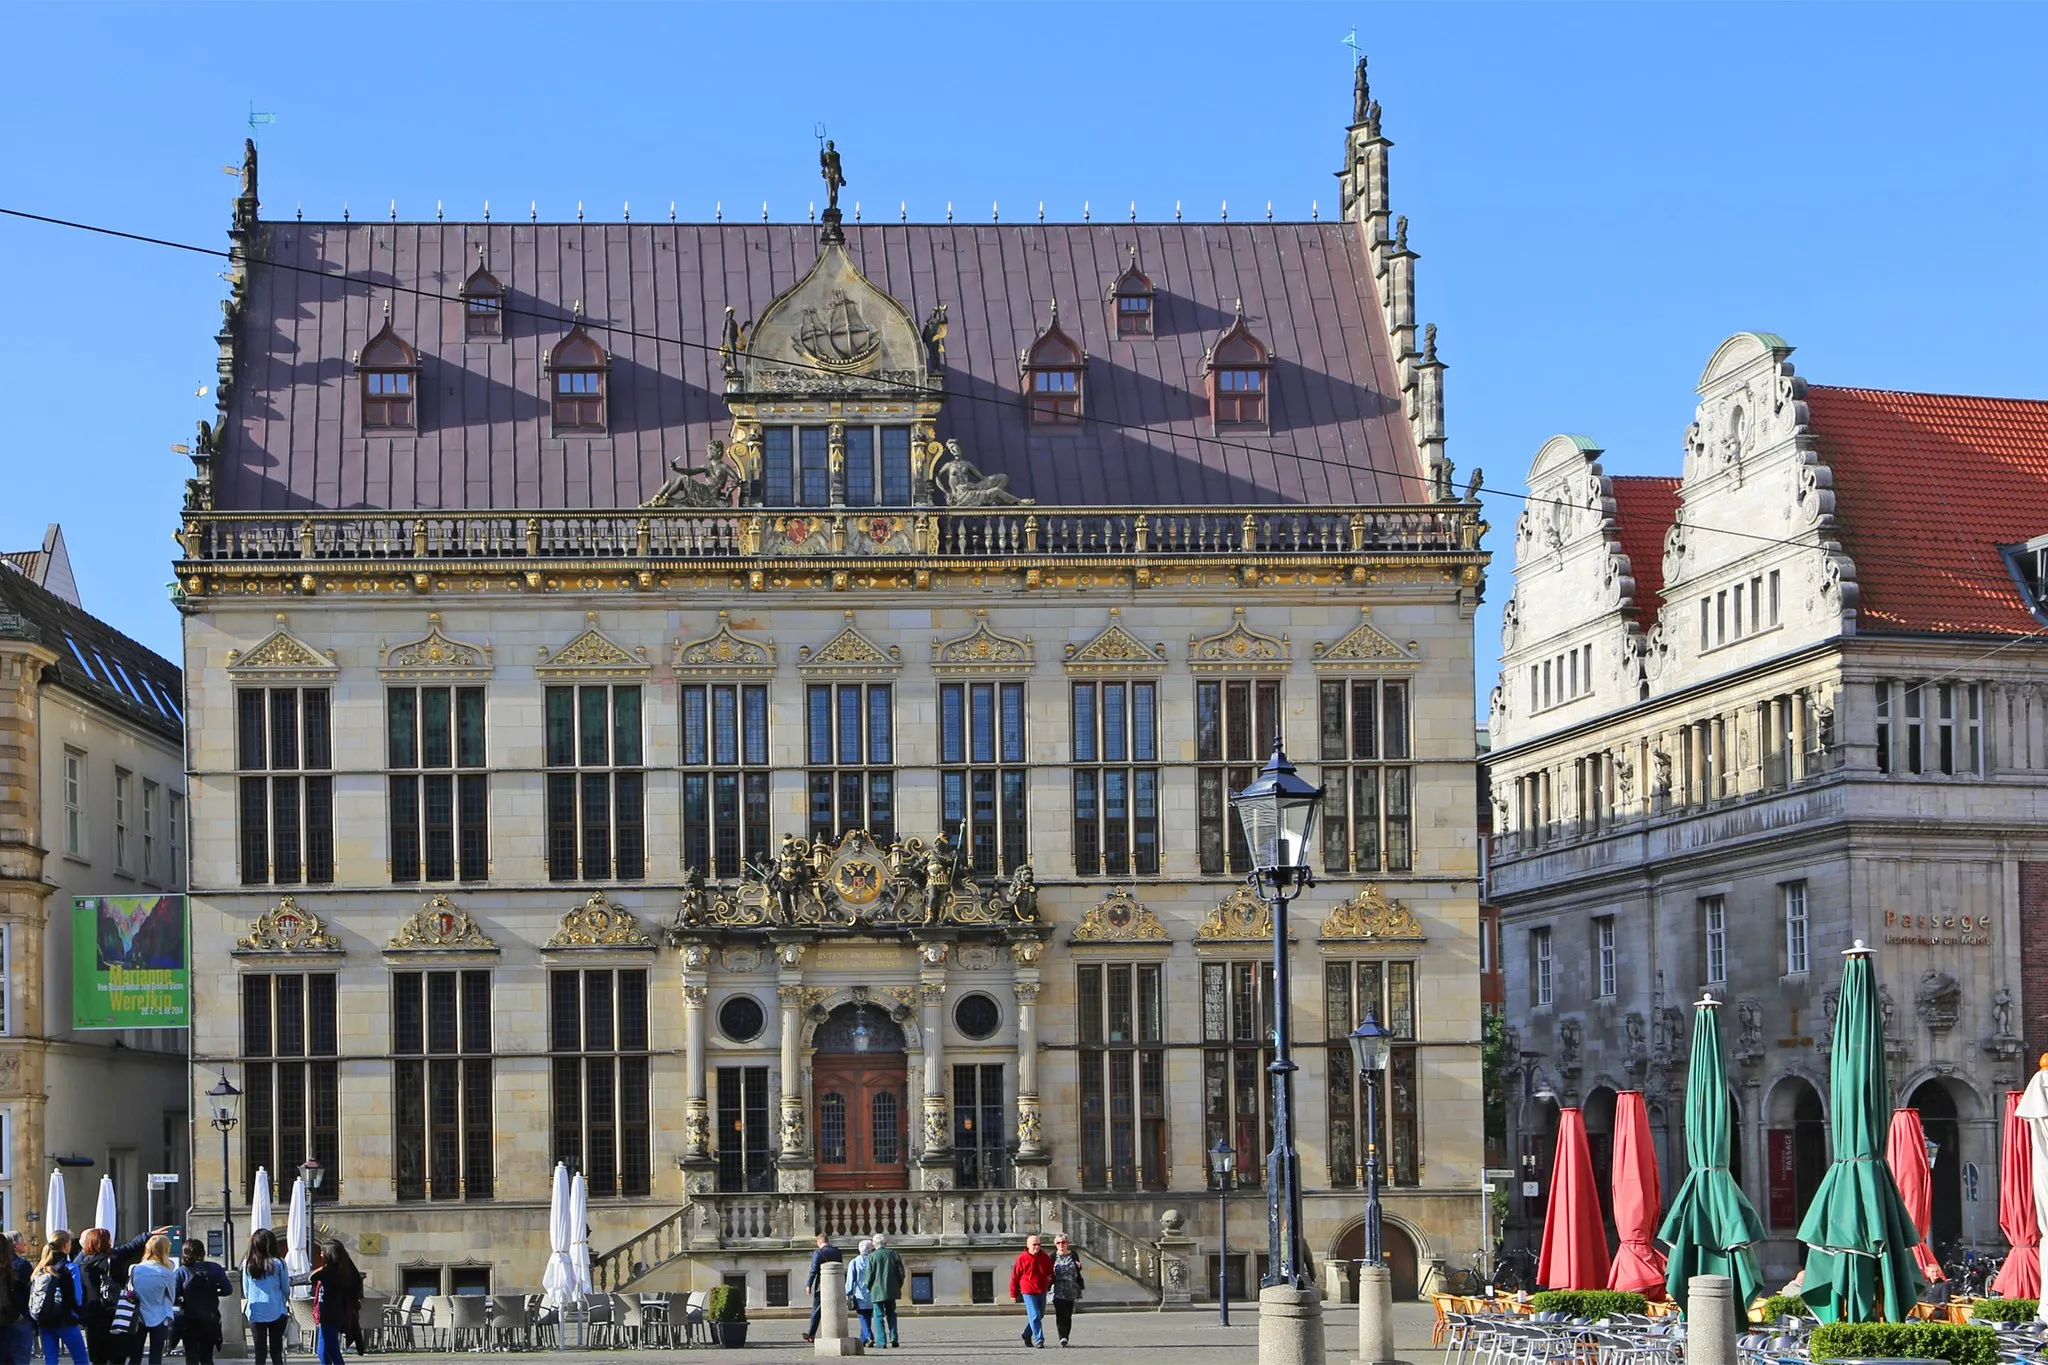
[176, 65, 1486, 1305]
[1489, 333, 2048, 1277]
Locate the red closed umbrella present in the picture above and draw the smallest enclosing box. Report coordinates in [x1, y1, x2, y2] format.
[1540, 1106, 1613, 1290]
[1992, 1088, 2041, 1298]
[1884, 1107, 1946, 1283]
[1607, 1090, 1668, 1294]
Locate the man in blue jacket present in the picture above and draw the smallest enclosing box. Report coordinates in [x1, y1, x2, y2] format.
[802, 1233, 841, 1344]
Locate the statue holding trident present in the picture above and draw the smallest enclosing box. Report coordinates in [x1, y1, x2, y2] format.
[819, 137, 847, 212]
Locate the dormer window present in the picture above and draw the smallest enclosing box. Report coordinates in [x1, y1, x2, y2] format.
[1205, 302, 1272, 432]
[1020, 301, 1085, 427]
[546, 321, 609, 435]
[2007, 534, 2048, 617]
[1108, 247, 1155, 338]
[460, 247, 504, 340]
[356, 309, 419, 432]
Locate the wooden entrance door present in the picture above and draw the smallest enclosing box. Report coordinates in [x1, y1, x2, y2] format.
[813, 1055, 908, 1191]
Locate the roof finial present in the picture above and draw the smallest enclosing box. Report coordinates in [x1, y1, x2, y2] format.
[1049, 298, 1061, 325]
[483, 200, 491, 221]
[436, 199, 444, 221]
[673, 202, 679, 222]
[477, 243, 487, 266]
[342, 201, 350, 222]
[530, 201, 537, 222]
[389, 199, 397, 222]
[1424, 323, 1438, 362]
[854, 200, 861, 222]
[383, 298, 392, 318]
[946, 201, 954, 221]
[808, 201, 816, 222]
[1233, 297, 1245, 320]
[992, 201, 999, 222]
[900, 200, 907, 222]
[1396, 215, 1408, 250]
[573, 299, 583, 319]
[1129, 200, 1136, 221]
[1311, 199, 1319, 221]
[1038, 201, 1045, 221]
[1175, 200, 1182, 222]
[623, 201, 630, 221]
[1083, 200, 1091, 221]
[1220, 199, 1228, 220]
[295, 204, 302, 222]
[1266, 200, 1273, 221]
[762, 202, 768, 222]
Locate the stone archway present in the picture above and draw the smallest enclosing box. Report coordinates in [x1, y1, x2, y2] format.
[1908, 1076, 1979, 1250]
[1762, 1074, 1828, 1234]
[1332, 1218, 1423, 1301]
[812, 1002, 910, 1191]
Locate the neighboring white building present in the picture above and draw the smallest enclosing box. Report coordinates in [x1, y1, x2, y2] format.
[1489, 333, 2048, 1276]
[0, 533, 190, 1238]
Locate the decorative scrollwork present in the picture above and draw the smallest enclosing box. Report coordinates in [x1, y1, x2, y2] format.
[235, 895, 343, 954]
[1070, 887, 1169, 942]
[388, 894, 497, 951]
[1196, 886, 1272, 941]
[666, 828, 1038, 931]
[1319, 885, 1423, 941]
[544, 891, 653, 949]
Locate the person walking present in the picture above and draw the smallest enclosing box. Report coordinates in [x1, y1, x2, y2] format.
[171, 1242, 230, 1365]
[77, 1228, 163, 1365]
[1049, 1236, 1085, 1347]
[239, 1231, 292, 1365]
[802, 1233, 842, 1344]
[306, 1242, 362, 1365]
[1009, 1235, 1054, 1349]
[5, 1231, 33, 1365]
[28, 1232, 88, 1365]
[861, 1235, 904, 1349]
[124, 1238, 177, 1365]
[847, 1240, 875, 1347]
[0, 1230, 21, 1365]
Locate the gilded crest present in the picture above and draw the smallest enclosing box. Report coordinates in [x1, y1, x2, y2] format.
[1320, 885, 1424, 941]
[545, 891, 654, 949]
[536, 614, 646, 677]
[381, 614, 491, 678]
[933, 611, 1032, 673]
[1070, 887, 1169, 943]
[1314, 608, 1417, 672]
[226, 618, 336, 680]
[388, 894, 497, 951]
[235, 895, 343, 954]
[799, 614, 901, 674]
[1189, 607, 1288, 672]
[834, 858, 886, 906]
[1196, 886, 1274, 941]
[1065, 609, 1166, 673]
[674, 612, 774, 676]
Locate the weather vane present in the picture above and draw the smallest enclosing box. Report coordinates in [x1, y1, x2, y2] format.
[248, 103, 276, 133]
[1342, 28, 1361, 65]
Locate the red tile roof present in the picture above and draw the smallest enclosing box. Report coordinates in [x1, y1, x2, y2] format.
[1807, 385, 2048, 636]
[1609, 476, 1681, 625]
[221, 221, 1425, 512]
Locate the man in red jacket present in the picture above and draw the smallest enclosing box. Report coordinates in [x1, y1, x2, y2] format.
[1009, 1234, 1055, 1348]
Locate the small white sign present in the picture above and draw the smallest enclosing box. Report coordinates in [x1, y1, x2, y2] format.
[148, 1173, 179, 1188]
[1483, 1182, 1497, 1194]
[1521, 1181, 1540, 1198]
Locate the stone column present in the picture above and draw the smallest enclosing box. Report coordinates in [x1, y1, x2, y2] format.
[827, 420, 848, 507]
[1354, 1263, 1396, 1365]
[1014, 967, 1051, 1189]
[813, 1261, 861, 1356]
[915, 942, 952, 1190]
[776, 941, 816, 1193]
[679, 946, 715, 1191]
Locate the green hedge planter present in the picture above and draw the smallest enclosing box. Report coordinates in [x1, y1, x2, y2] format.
[1756, 1294, 1812, 1322]
[1808, 1321, 1999, 1365]
[707, 1283, 750, 1347]
[1965, 1298, 2038, 1324]
[1527, 1290, 1650, 1320]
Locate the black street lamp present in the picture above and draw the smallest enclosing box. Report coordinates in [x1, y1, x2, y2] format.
[299, 1155, 326, 1200]
[205, 1070, 241, 1261]
[1228, 737, 1323, 1291]
[1348, 1011, 1394, 1268]
[1209, 1139, 1236, 1326]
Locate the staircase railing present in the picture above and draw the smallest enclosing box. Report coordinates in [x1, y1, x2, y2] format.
[1054, 1195, 1161, 1296]
[592, 1205, 692, 1292]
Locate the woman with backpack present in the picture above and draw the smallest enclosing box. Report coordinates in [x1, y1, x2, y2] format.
[305, 1242, 361, 1365]
[76, 1229, 161, 1365]
[239, 1231, 291, 1365]
[121, 1239, 177, 1365]
[28, 1232, 87, 1365]
[171, 1242, 230, 1365]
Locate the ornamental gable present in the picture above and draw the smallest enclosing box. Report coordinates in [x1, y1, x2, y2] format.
[380, 614, 492, 678]
[799, 613, 902, 675]
[535, 614, 648, 677]
[932, 611, 1032, 674]
[1314, 608, 1417, 672]
[674, 612, 774, 676]
[1064, 609, 1166, 673]
[226, 618, 337, 680]
[1189, 607, 1288, 672]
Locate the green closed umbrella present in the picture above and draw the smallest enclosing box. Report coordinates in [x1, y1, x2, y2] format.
[1658, 994, 1765, 1311]
[1797, 941, 1926, 1322]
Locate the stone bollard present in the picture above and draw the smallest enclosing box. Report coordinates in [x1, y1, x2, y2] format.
[1257, 1284, 1324, 1365]
[1687, 1275, 1737, 1365]
[814, 1261, 864, 1356]
[1354, 1264, 1400, 1365]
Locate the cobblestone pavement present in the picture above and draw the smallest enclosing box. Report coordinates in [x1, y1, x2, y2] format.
[349, 1301, 1442, 1365]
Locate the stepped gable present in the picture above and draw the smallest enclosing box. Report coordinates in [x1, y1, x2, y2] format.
[218, 220, 1420, 512]
[1608, 475, 1681, 627]
[1807, 385, 2048, 636]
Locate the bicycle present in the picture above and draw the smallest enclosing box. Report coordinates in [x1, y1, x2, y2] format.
[1442, 1253, 1491, 1296]
[1492, 1245, 1538, 1294]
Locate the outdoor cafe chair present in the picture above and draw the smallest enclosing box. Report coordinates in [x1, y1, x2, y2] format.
[447, 1295, 491, 1352]
[675, 1291, 711, 1348]
[489, 1296, 532, 1351]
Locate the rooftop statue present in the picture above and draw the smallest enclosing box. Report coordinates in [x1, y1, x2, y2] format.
[937, 441, 1032, 508]
[820, 139, 846, 212]
[641, 441, 740, 508]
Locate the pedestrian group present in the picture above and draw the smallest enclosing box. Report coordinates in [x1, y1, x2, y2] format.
[805, 1230, 1085, 1349]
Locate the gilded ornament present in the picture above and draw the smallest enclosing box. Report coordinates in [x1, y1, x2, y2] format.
[1069, 887, 1169, 943]
[1064, 609, 1167, 672]
[236, 895, 343, 954]
[800, 616, 900, 671]
[381, 614, 490, 674]
[227, 628, 335, 676]
[674, 612, 774, 674]
[544, 891, 654, 949]
[1188, 607, 1288, 671]
[932, 611, 1032, 672]
[1313, 608, 1417, 671]
[1320, 884, 1424, 941]
[1196, 886, 1274, 941]
[536, 614, 645, 676]
[388, 894, 497, 951]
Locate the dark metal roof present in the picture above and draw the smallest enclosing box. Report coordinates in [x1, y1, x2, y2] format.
[220, 220, 1423, 512]
[0, 564, 183, 742]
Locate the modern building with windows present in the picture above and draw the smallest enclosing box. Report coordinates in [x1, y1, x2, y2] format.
[1488, 332, 2048, 1276]
[1, 528, 191, 1237]
[175, 64, 1486, 1306]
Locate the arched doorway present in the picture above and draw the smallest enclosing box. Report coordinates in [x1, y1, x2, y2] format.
[1761, 1077, 1827, 1233]
[1910, 1080, 1962, 1249]
[813, 1003, 908, 1191]
[1333, 1220, 1420, 1301]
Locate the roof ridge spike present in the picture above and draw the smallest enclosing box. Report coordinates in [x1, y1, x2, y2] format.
[1083, 200, 1090, 221]
[1129, 200, 1136, 221]
[436, 200, 444, 221]
[623, 201, 630, 221]
[483, 200, 491, 221]
[389, 199, 397, 222]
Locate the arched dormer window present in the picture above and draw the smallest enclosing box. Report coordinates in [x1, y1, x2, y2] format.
[460, 246, 503, 339]
[1108, 247, 1155, 338]
[356, 307, 419, 431]
[546, 318, 609, 435]
[1204, 301, 1272, 433]
[1020, 301, 1085, 427]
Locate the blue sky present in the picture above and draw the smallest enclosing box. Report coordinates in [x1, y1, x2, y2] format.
[6, 3, 2047, 719]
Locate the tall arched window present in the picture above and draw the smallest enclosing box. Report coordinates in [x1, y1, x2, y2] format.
[1020, 301, 1085, 428]
[546, 321, 609, 435]
[460, 247, 504, 340]
[356, 310, 419, 432]
[1205, 302, 1272, 433]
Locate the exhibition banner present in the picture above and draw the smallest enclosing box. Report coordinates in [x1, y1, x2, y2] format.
[72, 895, 189, 1029]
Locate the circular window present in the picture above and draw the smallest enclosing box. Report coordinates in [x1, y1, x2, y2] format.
[719, 994, 766, 1043]
[954, 993, 1001, 1040]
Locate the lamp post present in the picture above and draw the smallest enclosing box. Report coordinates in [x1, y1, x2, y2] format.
[1348, 1011, 1394, 1269]
[1924, 1136, 1940, 1170]
[1210, 1139, 1236, 1326]
[299, 1155, 326, 1199]
[1227, 737, 1323, 1291]
[205, 1070, 241, 1261]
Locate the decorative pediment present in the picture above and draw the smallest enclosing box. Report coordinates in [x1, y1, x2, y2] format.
[674, 612, 775, 677]
[799, 613, 902, 675]
[544, 892, 653, 950]
[1069, 887, 1169, 944]
[933, 611, 1032, 674]
[1190, 607, 1288, 672]
[1314, 608, 1418, 672]
[1196, 886, 1274, 942]
[234, 895, 343, 955]
[387, 894, 498, 953]
[1320, 884, 1424, 942]
[670, 829, 1039, 932]
[1064, 609, 1166, 673]
[226, 617, 337, 681]
[381, 614, 492, 679]
[536, 613, 648, 677]
[740, 241, 927, 395]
